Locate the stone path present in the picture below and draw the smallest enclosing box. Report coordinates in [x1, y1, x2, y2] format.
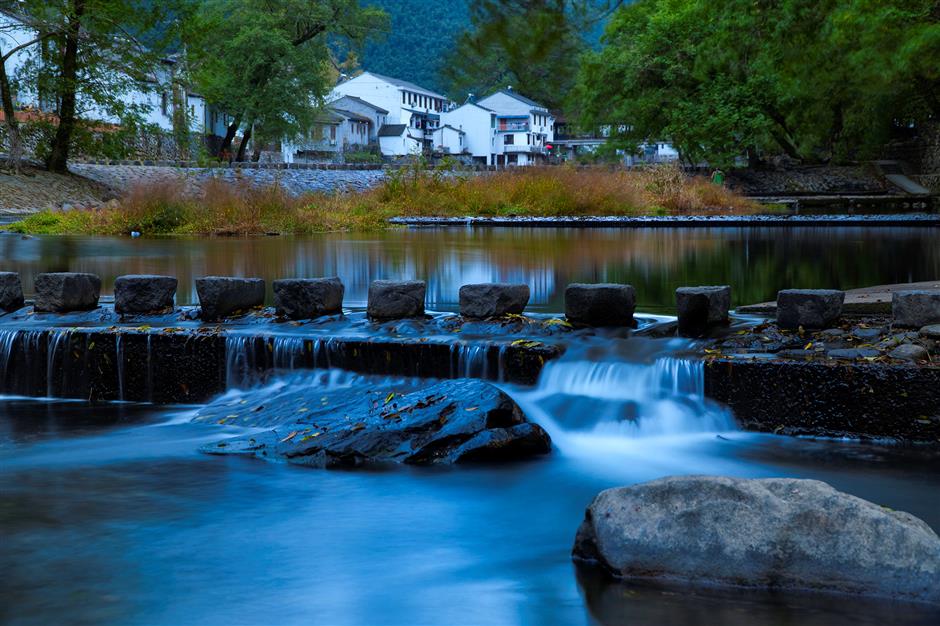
[738, 280, 940, 315]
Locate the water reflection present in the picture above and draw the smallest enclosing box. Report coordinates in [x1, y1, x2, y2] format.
[2, 226, 938, 312]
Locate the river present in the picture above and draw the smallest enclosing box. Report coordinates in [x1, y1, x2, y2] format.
[1, 227, 939, 625]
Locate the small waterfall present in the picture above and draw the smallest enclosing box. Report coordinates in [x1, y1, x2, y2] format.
[46, 330, 73, 398]
[507, 338, 737, 448]
[226, 335, 320, 389]
[115, 334, 125, 401]
[451, 342, 492, 379]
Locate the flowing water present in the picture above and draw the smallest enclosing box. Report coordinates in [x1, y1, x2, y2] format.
[2, 228, 940, 625]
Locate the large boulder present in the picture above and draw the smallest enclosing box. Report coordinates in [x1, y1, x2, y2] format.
[893, 290, 940, 328]
[196, 276, 265, 321]
[676, 285, 730, 335]
[33, 272, 101, 312]
[197, 378, 551, 468]
[573, 476, 940, 605]
[114, 274, 177, 314]
[273, 277, 344, 320]
[459, 283, 530, 319]
[367, 280, 426, 320]
[0, 272, 24, 312]
[776, 289, 844, 329]
[565, 283, 636, 326]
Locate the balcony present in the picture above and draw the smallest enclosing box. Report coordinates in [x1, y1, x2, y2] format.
[503, 144, 547, 154]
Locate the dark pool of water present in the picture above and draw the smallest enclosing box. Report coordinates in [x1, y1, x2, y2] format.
[2, 226, 938, 313]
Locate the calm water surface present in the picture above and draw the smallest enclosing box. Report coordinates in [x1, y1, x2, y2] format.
[2, 226, 938, 311]
[2, 226, 940, 625]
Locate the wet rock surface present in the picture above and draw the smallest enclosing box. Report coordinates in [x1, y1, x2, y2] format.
[197, 378, 551, 468]
[893, 290, 940, 328]
[573, 476, 940, 605]
[273, 277, 344, 320]
[196, 276, 265, 321]
[776, 289, 845, 329]
[0, 272, 24, 312]
[565, 283, 636, 327]
[459, 283, 530, 319]
[367, 280, 426, 320]
[33, 272, 101, 312]
[114, 274, 177, 314]
[676, 286, 730, 335]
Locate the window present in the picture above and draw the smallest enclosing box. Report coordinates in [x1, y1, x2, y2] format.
[402, 92, 406, 104]
[330, 126, 336, 141]
[504, 134, 514, 145]
[161, 92, 169, 116]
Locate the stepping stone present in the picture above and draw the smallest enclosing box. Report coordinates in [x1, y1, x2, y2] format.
[196, 276, 265, 320]
[0, 272, 24, 312]
[459, 283, 530, 319]
[367, 280, 426, 320]
[114, 275, 177, 314]
[33, 272, 101, 313]
[273, 277, 344, 320]
[893, 290, 940, 328]
[776, 289, 844, 330]
[565, 283, 636, 326]
[676, 286, 731, 334]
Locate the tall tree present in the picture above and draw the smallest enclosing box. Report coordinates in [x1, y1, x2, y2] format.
[4, 0, 181, 172]
[187, 0, 387, 160]
[443, 1, 623, 111]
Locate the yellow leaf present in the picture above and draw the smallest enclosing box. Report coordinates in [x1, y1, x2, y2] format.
[384, 392, 396, 405]
[279, 430, 299, 443]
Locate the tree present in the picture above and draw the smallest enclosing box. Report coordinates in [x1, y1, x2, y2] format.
[186, 0, 387, 160]
[575, 0, 940, 166]
[2, 0, 182, 173]
[443, 1, 623, 111]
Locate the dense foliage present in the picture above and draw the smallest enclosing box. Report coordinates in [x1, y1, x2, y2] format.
[575, 0, 940, 166]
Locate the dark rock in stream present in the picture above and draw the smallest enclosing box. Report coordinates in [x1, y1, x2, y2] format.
[114, 274, 177, 314]
[367, 280, 426, 320]
[33, 272, 101, 312]
[776, 289, 844, 330]
[459, 283, 530, 319]
[196, 276, 265, 320]
[273, 277, 344, 319]
[573, 476, 940, 605]
[565, 283, 636, 327]
[0, 272, 24, 312]
[197, 378, 551, 468]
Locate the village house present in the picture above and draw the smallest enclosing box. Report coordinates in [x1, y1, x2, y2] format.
[329, 71, 452, 157]
[476, 89, 555, 166]
[0, 10, 229, 145]
[286, 107, 375, 162]
[440, 102, 497, 165]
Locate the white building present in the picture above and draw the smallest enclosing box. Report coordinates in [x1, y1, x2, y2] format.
[440, 102, 497, 165]
[1, 10, 227, 138]
[476, 89, 555, 166]
[330, 71, 451, 156]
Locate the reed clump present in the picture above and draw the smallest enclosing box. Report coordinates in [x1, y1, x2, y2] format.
[8, 164, 761, 236]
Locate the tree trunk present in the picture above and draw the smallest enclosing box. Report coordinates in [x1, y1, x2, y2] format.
[218, 113, 242, 158]
[46, 0, 85, 174]
[235, 122, 252, 162]
[251, 145, 262, 162]
[0, 47, 23, 173]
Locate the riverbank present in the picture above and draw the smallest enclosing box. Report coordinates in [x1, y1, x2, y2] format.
[2, 166, 760, 235]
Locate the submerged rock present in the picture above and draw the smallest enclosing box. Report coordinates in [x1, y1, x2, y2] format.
[889, 343, 929, 361]
[573, 476, 940, 605]
[197, 378, 551, 468]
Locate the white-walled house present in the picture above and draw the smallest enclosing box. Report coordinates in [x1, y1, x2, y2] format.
[430, 124, 466, 156]
[328, 95, 388, 142]
[1, 10, 227, 139]
[284, 107, 375, 162]
[476, 89, 554, 166]
[440, 102, 497, 165]
[330, 71, 452, 156]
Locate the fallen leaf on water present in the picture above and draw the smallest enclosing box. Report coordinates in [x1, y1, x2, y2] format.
[279, 430, 299, 443]
[350, 422, 366, 432]
[384, 392, 396, 405]
[465, 407, 478, 412]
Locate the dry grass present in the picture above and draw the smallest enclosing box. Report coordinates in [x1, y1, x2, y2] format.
[8, 164, 761, 236]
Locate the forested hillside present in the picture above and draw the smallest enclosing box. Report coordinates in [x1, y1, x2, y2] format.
[358, 0, 470, 94]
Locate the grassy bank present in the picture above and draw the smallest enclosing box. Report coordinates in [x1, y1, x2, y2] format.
[7, 165, 761, 236]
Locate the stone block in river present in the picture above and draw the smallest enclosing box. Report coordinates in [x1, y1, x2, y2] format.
[0, 272, 24, 312]
[273, 277, 344, 320]
[776, 289, 844, 329]
[197, 378, 551, 467]
[893, 290, 940, 328]
[675, 285, 730, 334]
[33, 272, 101, 312]
[565, 283, 636, 326]
[114, 274, 177, 314]
[459, 283, 530, 319]
[573, 476, 940, 604]
[196, 276, 265, 321]
[367, 280, 426, 320]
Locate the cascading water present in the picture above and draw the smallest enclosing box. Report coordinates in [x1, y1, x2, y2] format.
[505, 336, 737, 454]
